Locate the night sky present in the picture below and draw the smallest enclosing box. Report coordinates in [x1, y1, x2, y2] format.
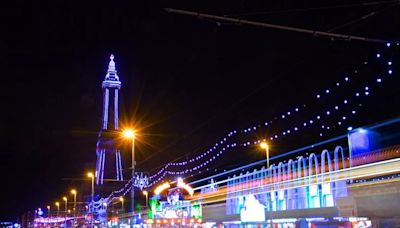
[3, 0, 400, 221]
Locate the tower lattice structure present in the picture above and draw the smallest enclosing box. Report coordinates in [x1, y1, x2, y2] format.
[95, 54, 124, 184]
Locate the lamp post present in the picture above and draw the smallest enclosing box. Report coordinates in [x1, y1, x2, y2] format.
[71, 189, 77, 226]
[260, 141, 273, 227]
[260, 142, 270, 168]
[88, 172, 95, 228]
[55, 202, 60, 217]
[142, 191, 148, 209]
[47, 205, 50, 217]
[70, 189, 77, 213]
[63, 197, 68, 213]
[119, 197, 124, 213]
[63, 196, 68, 227]
[122, 129, 135, 217]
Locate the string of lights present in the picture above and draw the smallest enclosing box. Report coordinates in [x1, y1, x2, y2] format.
[145, 44, 396, 187]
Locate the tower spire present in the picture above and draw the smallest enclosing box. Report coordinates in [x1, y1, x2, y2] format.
[105, 54, 119, 81]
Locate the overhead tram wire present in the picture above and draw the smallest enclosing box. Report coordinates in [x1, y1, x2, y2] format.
[326, 1, 400, 32]
[223, 0, 400, 17]
[165, 8, 398, 45]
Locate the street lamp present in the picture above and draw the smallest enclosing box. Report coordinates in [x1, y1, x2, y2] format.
[55, 202, 60, 217]
[47, 205, 50, 217]
[63, 196, 68, 213]
[70, 189, 77, 212]
[119, 197, 124, 212]
[142, 191, 148, 209]
[260, 141, 273, 227]
[88, 172, 95, 228]
[71, 189, 77, 226]
[260, 142, 270, 168]
[122, 129, 135, 215]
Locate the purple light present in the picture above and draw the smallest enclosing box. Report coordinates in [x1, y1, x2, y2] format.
[326, 89, 330, 94]
[376, 53, 381, 58]
[387, 43, 391, 47]
[388, 70, 393, 74]
[338, 121, 342, 125]
[317, 115, 320, 119]
[310, 120, 313, 124]
[336, 82, 340, 86]
[317, 94, 321, 98]
[342, 116, 347, 120]
[377, 78, 382, 83]
[356, 93, 360, 97]
[282, 115, 285, 119]
[388, 61, 392, 65]
[365, 86, 369, 90]
[335, 106, 338, 110]
[352, 110, 356, 114]
[326, 111, 330, 115]
[344, 100, 348, 104]
[345, 77, 349, 81]
[287, 111, 291, 115]
[303, 122, 307, 126]
[294, 127, 298, 131]
[365, 91, 369, 95]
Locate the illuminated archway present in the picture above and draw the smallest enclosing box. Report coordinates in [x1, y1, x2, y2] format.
[153, 178, 194, 196]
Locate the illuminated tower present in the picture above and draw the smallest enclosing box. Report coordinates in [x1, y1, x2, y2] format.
[95, 54, 124, 184]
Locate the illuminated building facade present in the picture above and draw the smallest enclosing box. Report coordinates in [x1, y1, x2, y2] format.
[226, 145, 349, 218]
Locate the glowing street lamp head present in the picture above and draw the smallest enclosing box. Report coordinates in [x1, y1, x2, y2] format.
[260, 142, 268, 149]
[143, 190, 148, 196]
[63, 197, 67, 202]
[55, 202, 59, 207]
[47, 205, 50, 210]
[70, 189, 77, 195]
[119, 197, 124, 202]
[122, 129, 135, 139]
[88, 172, 94, 178]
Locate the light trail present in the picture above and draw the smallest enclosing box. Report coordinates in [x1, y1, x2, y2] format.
[186, 158, 400, 205]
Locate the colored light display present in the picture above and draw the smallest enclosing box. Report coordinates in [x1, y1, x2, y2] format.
[154, 182, 171, 195]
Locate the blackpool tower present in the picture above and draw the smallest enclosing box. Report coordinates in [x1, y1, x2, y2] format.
[95, 54, 124, 184]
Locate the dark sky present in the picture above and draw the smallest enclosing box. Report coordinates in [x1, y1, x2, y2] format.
[3, 0, 400, 221]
